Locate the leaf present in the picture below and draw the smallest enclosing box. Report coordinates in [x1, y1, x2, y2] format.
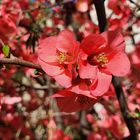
[2, 45, 10, 57]
[34, 69, 39, 75]
[26, 33, 39, 53]
[135, 108, 140, 118]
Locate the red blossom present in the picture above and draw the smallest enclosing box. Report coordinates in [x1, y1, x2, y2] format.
[49, 77, 113, 112]
[50, 88, 97, 113]
[38, 29, 79, 87]
[79, 30, 130, 78]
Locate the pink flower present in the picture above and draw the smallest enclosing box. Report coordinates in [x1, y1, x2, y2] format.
[50, 72, 114, 112]
[38, 29, 79, 87]
[49, 65, 115, 112]
[78, 30, 130, 96]
[79, 30, 130, 78]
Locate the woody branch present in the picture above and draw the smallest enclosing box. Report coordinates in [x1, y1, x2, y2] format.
[0, 57, 42, 70]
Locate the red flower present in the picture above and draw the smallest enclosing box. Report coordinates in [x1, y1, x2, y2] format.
[50, 78, 111, 112]
[79, 30, 130, 78]
[50, 89, 97, 113]
[78, 30, 130, 96]
[50, 70, 114, 112]
[38, 29, 79, 87]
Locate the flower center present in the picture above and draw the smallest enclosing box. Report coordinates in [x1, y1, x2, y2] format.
[56, 50, 73, 64]
[57, 52, 67, 64]
[88, 52, 109, 67]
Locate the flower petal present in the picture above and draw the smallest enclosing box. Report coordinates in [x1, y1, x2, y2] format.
[70, 80, 97, 98]
[38, 36, 57, 63]
[79, 60, 97, 79]
[50, 90, 96, 112]
[90, 71, 112, 96]
[38, 58, 64, 76]
[101, 30, 125, 52]
[54, 70, 72, 88]
[56, 29, 77, 53]
[106, 52, 130, 76]
[81, 34, 106, 55]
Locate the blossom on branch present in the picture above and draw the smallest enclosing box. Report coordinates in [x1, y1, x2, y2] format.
[38, 29, 130, 112]
[38, 29, 79, 87]
[80, 30, 130, 78]
[50, 88, 97, 113]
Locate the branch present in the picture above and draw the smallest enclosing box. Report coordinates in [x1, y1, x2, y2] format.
[93, 0, 138, 139]
[129, 0, 140, 8]
[93, 0, 107, 32]
[112, 77, 138, 140]
[0, 58, 42, 71]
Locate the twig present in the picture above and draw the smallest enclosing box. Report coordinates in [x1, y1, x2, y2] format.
[0, 58, 42, 71]
[93, 0, 107, 33]
[112, 77, 138, 140]
[129, 0, 140, 8]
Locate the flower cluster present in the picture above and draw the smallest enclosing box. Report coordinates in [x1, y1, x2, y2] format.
[38, 29, 130, 112]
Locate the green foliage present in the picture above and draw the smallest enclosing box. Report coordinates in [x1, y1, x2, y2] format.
[34, 69, 39, 75]
[26, 23, 41, 53]
[2, 45, 10, 57]
[135, 108, 140, 118]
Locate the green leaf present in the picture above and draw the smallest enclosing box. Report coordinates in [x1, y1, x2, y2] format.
[34, 69, 39, 75]
[2, 45, 10, 57]
[135, 108, 140, 117]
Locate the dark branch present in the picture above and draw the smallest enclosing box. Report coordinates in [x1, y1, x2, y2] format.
[93, 0, 107, 32]
[0, 58, 42, 71]
[112, 77, 138, 140]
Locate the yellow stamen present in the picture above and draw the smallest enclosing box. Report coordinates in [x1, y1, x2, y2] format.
[93, 53, 108, 67]
[57, 52, 67, 64]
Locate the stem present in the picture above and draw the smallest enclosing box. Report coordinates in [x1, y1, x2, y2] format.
[93, 0, 107, 32]
[112, 77, 138, 140]
[93, 0, 138, 139]
[0, 58, 42, 70]
[129, 0, 140, 8]
[63, 1, 76, 27]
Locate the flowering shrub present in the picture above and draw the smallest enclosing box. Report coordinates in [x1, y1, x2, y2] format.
[0, 0, 139, 139]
